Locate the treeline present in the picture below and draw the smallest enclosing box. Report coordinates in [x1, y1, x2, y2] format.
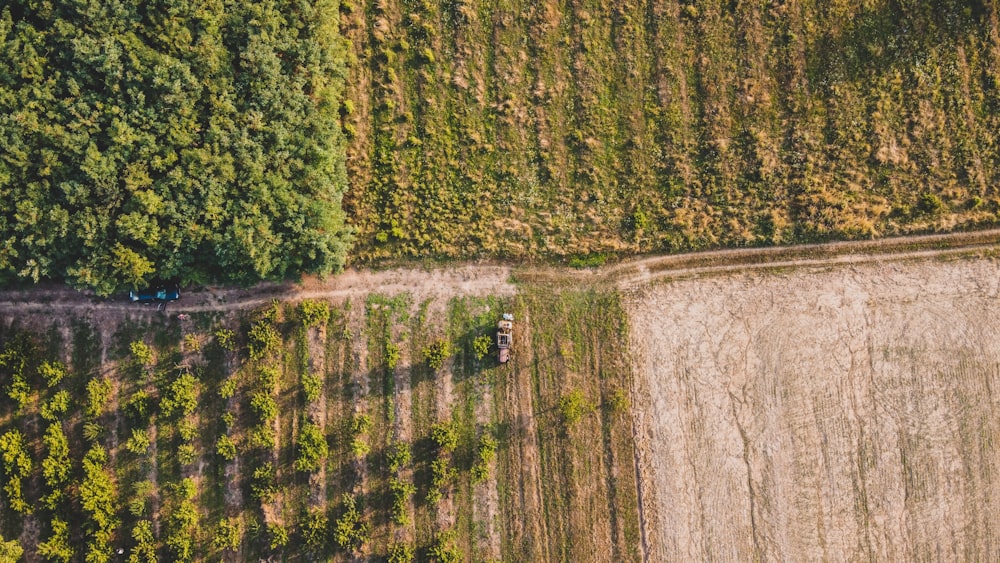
[0, 0, 352, 295]
[342, 0, 1000, 262]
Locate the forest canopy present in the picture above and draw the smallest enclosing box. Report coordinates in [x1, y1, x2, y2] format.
[0, 0, 352, 295]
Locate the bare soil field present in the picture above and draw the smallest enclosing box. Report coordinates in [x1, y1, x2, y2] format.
[629, 254, 1000, 561]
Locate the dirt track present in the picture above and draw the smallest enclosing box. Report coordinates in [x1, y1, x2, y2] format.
[4, 228, 1000, 313]
[628, 256, 1000, 561]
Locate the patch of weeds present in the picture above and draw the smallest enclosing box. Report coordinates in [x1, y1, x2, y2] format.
[559, 388, 593, 429]
[423, 339, 453, 371]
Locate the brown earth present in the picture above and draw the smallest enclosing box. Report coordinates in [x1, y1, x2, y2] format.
[628, 254, 1000, 561]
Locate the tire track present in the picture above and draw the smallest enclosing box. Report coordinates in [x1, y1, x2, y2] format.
[3, 230, 1000, 314]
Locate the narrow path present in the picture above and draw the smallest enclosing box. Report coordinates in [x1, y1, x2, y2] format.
[3, 229, 1000, 313]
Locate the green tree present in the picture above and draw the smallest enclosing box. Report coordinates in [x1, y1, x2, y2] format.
[559, 388, 592, 428]
[426, 530, 461, 563]
[80, 445, 117, 563]
[38, 361, 66, 387]
[0, 533, 22, 563]
[212, 518, 241, 553]
[334, 494, 369, 552]
[0, 430, 32, 514]
[37, 518, 72, 562]
[422, 339, 453, 371]
[300, 509, 328, 551]
[473, 334, 492, 360]
[295, 421, 328, 472]
[430, 421, 458, 453]
[41, 423, 70, 509]
[127, 521, 157, 563]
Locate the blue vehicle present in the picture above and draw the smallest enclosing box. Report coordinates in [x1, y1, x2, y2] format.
[129, 285, 180, 304]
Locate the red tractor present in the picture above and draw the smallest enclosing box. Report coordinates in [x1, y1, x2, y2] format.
[497, 313, 513, 364]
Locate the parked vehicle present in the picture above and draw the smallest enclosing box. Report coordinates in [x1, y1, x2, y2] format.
[129, 285, 180, 304]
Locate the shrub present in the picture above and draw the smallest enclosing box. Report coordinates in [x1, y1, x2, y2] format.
[0, 430, 32, 514]
[212, 518, 241, 552]
[351, 437, 370, 458]
[183, 334, 201, 353]
[167, 499, 198, 561]
[302, 371, 322, 403]
[37, 519, 71, 562]
[250, 392, 278, 421]
[177, 444, 196, 466]
[295, 422, 328, 472]
[129, 520, 157, 563]
[124, 390, 149, 422]
[249, 425, 276, 449]
[39, 360, 67, 387]
[422, 339, 453, 371]
[473, 334, 491, 360]
[41, 423, 70, 508]
[248, 321, 281, 360]
[85, 378, 113, 419]
[471, 431, 498, 484]
[426, 530, 461, 563]
[214, 328, 236, 351]
[606, 388, 629, 414]
[80, 445, 117, 560]
[257, 365, 280, 390]
[41, 390, 71, 421]
[559, 389, 592, 428]
[216, 435, 237, 461]
[568, 254, 607, 269]
[388, 441, 411, 473]
[427, 458, 456, 504]
[300, 509, 328, 550]
[160, 372, 199, 418]
[219, 377, 238, 399]
[125, 429, 151, 454]
[83, 422, 103, 442]
[177, 418, 197, 441]
[297, 300, 330, 328]
[385, 341, 400, 369]
[334, 494, 369, 552]
[351, 413, 373, 435]
[388, 543, 415, 563]
[389, 477, 415, 526]
[430, 421, 458, 453]
[268, 523, 289, 549]
[130, 341, 153, 367]
[5, 375, 28, 413]
[917, 192, 944, 215]
[129, 481, 154, 517]
[251, 463, 277, 502]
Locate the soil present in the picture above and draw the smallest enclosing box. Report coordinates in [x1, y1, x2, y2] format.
[628, 255, 1000, 561]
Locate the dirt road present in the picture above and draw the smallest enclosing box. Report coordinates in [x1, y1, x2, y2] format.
[4, 228, 1000, 313]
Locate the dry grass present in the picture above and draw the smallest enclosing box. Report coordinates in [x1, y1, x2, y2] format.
[342, 1, 1000, 263]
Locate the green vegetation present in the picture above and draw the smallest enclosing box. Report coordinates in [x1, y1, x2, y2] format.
[423, 339, 453, 371]
[333, 494, 369, 552]
[294, 420, 328, 472]
[0, 290, 638, 560]
[0, 430, 31, 513]
[0, 0, 351, 294]
[559, 389, 593, 429]
[344, 1, 1000, 263]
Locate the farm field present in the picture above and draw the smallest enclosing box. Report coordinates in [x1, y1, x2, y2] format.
[2, 236, 1000, 560]
[341, 0, 1000, 263]
[0, 284, 639, 561]
[629, 253, 1000, 561]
